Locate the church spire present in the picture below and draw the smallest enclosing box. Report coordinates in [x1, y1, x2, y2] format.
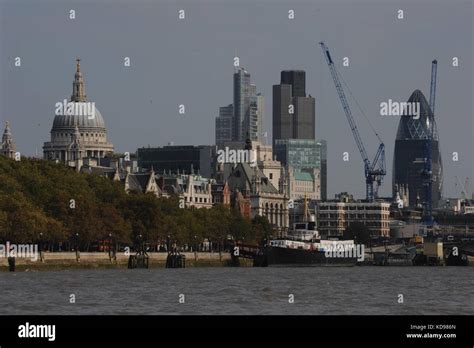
[1, 121, 16, 159]
[2, 121, 12, 144]
[71, 58, 86, 102]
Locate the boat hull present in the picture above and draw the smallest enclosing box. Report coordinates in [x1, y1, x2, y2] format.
[264, 246, 358, 267]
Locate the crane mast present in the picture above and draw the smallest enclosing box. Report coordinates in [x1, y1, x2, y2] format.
[455, 176, 468, 200]
[422, 60, 437, 227]
[319, 42, 386, 201]
[429, 60, 437, 116]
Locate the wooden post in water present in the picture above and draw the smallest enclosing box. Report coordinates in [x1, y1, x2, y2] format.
[8, 257, 15, 272]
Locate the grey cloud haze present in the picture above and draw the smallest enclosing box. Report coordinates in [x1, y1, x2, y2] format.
[1, 0, 472, 199]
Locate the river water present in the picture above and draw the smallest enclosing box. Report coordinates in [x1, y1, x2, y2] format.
[0, 267, 473, 315]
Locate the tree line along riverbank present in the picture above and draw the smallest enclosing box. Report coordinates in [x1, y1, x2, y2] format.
[0, 156, 272, 254]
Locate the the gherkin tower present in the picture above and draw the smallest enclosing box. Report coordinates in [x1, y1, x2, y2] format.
[393, 90, 443, 208]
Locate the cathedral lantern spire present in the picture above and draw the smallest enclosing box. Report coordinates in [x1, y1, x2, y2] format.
[71, 58, 86, 102]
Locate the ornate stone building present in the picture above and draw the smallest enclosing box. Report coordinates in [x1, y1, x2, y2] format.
[124, 168, 161, 197]
[286, 166, 321, 201]
[0, 121, 17, 159]
[211, 182, 231, 205]
[158, 171, 214, 209]
[227, 162, 289, 235]
[43, 59, 114, 170]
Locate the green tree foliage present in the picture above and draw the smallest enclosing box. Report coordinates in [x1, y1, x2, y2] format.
[0, 157, 269, 248]
[251, 215, 273, 242]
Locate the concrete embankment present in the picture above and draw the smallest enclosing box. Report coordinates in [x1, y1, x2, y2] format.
[0, 252, 234, 271]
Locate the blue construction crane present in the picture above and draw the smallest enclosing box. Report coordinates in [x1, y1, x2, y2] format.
[319, 42, 386, 201]
[422, 60, 438, 227]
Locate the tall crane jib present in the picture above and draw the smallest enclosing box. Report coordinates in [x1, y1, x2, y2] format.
[319, 42, 386, 202]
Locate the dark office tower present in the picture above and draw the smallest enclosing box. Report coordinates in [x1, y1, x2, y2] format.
[273, 84, 293, 144]
[272, 70, 315, 147]
[281, 70, 306, 97]
[294, 97, 316, 140]
[393, 89, 443, 208]
[137, 145, 217, 178]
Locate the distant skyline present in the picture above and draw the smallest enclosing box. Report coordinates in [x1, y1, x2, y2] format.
[0, 0, 472, 199]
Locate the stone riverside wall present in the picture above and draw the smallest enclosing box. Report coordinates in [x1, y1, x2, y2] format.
[0, 252, 232, 270]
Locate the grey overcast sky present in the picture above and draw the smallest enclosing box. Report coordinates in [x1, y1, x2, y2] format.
[1, 0, 472, 199]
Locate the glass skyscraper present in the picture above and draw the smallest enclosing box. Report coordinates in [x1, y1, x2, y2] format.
[232, 67, 263, 142]
[215, 67, 263, 146]
[274, 139, 327, 200]
[393, 89, 443, 208]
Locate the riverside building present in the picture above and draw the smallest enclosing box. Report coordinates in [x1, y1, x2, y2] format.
[317, 194, 391, 238]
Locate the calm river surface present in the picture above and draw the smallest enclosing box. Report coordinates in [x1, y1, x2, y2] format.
[1, 267, 473, 315]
